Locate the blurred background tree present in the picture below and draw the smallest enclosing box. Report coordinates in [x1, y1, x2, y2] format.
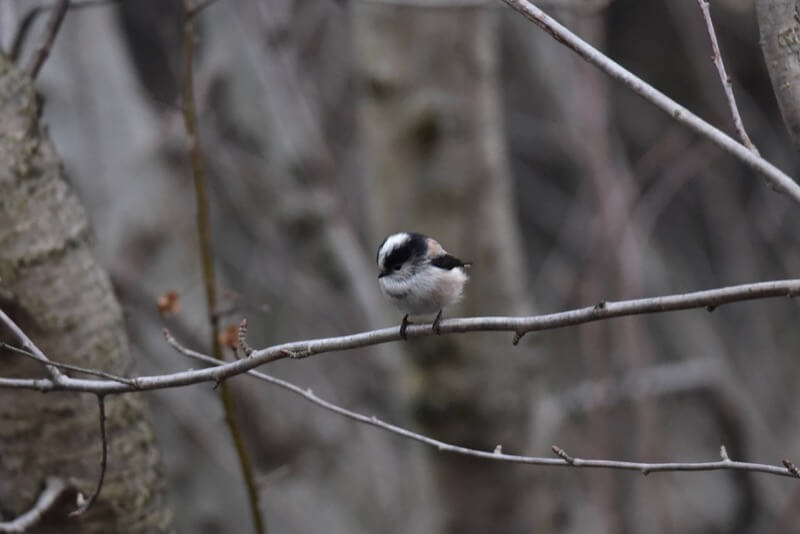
[2, 0, 800, 532]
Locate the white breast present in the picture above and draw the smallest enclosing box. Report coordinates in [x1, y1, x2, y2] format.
[379, 266, 468, 316]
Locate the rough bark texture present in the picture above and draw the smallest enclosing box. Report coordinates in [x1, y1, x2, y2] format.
[756, 0, 800, 148]
[0, 53, 173, 533]
[354, 4, 534, 532]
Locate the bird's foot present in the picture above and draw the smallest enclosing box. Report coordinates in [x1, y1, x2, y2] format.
[432, 310, 443, 335]
[400, 314, 411, 340]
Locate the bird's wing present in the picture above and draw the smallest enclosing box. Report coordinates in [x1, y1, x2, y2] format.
[431, 254, 469, 270]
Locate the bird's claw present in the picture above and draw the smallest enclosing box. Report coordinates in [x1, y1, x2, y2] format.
[400, 314, 410, 340]
[432, 310, 443, 335]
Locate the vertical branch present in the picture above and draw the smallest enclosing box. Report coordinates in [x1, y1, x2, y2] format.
[180, 4, 267, 534]
[69, 395, 108, 517]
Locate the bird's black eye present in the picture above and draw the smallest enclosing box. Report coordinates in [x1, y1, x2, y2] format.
[393, 264, 402, 271]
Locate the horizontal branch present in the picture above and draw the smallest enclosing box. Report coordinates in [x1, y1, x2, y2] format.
[499, 0, 800, 206]
[0, 279, 798, 394]
[176, 341, 800, 480]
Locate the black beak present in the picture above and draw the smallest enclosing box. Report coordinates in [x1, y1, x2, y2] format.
[378, 271, 387, 279]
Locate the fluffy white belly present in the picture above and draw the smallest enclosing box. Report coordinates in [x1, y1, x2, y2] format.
[379, 267, 467, 316]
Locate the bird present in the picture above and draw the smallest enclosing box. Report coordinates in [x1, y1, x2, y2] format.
[376, 232, 470, 339]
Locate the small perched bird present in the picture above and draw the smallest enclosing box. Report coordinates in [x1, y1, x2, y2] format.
[376, 232, 471, 339]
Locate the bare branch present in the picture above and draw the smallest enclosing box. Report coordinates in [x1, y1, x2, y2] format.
[696, 0, 759, 154]
[26, 0, 69, 79]
[9, 0, 118, 62]
[1, 279, 799, 394]
[0, 309, 66, 383]
[172, 339, 800, 480]
[498, 0, 800, 205]
[180, 1, 266, 531]
[69, 395, 108, 516]
[4, 284, 800, 480]
[0, 477, 67, 533]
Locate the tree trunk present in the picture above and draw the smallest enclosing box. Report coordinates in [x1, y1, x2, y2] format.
[756, 0, 800, 148]
[0, 52, 173, 533]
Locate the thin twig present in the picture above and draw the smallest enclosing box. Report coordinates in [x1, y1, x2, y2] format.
[0, 342, 137, 386]
[2, 278, 800, 394]
[783, 459, 800, 478]
[9, 0, 118, 62]
[0, 477, 67, 533]
[26, 0, 70, 79]
[238, 318, 254, 356]
[498, 0, 800, 204]
[69, 395, 107, 516]
[170, 340, 800, 480]
[180, 2, 266, 532]
[696, 0, 759, 154]
[552, 445, 575, 464]
[0, 309, 65, 383]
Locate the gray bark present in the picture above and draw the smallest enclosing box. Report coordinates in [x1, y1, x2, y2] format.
[756, 0, 800, 148]
[0, 52, 173, 533]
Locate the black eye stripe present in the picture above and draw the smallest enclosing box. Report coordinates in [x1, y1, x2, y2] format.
[382, 233, 427, 271]
[385, 247, 411, 269]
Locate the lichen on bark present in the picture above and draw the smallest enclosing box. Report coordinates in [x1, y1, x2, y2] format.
[0, 52, 173, 533]
[756, 0, 800, 148]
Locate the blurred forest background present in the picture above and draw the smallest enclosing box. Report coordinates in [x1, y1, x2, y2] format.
[2, 0, 800, 532]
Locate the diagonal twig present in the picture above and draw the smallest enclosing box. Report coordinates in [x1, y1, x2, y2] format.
[0, 309, 66, 383]
[26, 0, 70, 79]
[696, 0, 759, 154]
[0, 342, 137, 386]
[0, 477, 67, 533]
[9, 0, 118, 62]
[498, 0, 800, 204]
